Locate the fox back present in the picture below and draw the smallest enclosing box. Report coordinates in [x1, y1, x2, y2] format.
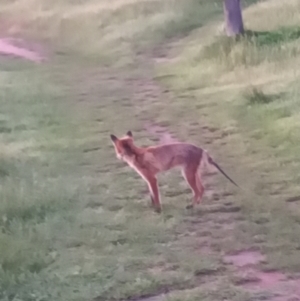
[144, 143, 203, 172]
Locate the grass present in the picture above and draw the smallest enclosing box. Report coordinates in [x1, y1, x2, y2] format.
[1, 0, 300, 300]
[157, 0, 300, 270]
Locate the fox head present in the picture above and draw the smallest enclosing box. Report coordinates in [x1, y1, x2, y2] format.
[110, 131, 135, 160]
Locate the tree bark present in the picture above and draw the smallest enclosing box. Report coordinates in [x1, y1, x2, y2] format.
[223, 0, 244, 36]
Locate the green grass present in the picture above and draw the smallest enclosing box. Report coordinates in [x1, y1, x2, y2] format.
[156, 0, 300, 273]
[250, 26, 300, 46]
[1, 0, 300, 300]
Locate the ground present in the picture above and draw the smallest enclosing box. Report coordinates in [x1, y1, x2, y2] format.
[1, 0, 300, 300]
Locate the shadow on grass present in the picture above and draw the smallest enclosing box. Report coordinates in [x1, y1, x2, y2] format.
[199, 25, 300, 69]
[244, 27, 300, 46]
[244, 87, 285, 105]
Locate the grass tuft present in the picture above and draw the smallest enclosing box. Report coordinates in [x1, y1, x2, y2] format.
[244, 87, 279, 105]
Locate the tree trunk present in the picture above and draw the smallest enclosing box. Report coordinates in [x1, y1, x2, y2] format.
[223, 0, 244, 37]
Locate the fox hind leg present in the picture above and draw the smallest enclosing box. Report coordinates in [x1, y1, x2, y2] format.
[196, 173, 204, 204]
[182, 165, 202, 209]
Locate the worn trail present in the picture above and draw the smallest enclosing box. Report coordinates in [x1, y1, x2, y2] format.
[73, 45, 300, 301]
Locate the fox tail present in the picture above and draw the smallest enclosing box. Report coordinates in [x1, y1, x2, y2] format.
[202, 150, 239, 188]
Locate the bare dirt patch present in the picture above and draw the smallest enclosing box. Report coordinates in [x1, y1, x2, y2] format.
[0, 37, 45, 62]
[224, 250, 266, 267]
[243, 271, 300, 300]
[224, 249, 300, 300]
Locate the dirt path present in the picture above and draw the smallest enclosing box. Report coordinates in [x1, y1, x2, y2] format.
[0, 37, 45, 62]
[116, 46, 300, 300]
[70, 41, 300, 301]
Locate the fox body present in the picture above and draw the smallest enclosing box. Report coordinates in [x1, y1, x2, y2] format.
[110, 131, 238, 213]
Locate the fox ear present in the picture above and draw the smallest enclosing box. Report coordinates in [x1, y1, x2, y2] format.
[126, 131, 133, 137]
[110, 134, 118, 142]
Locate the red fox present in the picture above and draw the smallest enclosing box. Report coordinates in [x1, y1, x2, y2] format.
[110, 131, 238, 213]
